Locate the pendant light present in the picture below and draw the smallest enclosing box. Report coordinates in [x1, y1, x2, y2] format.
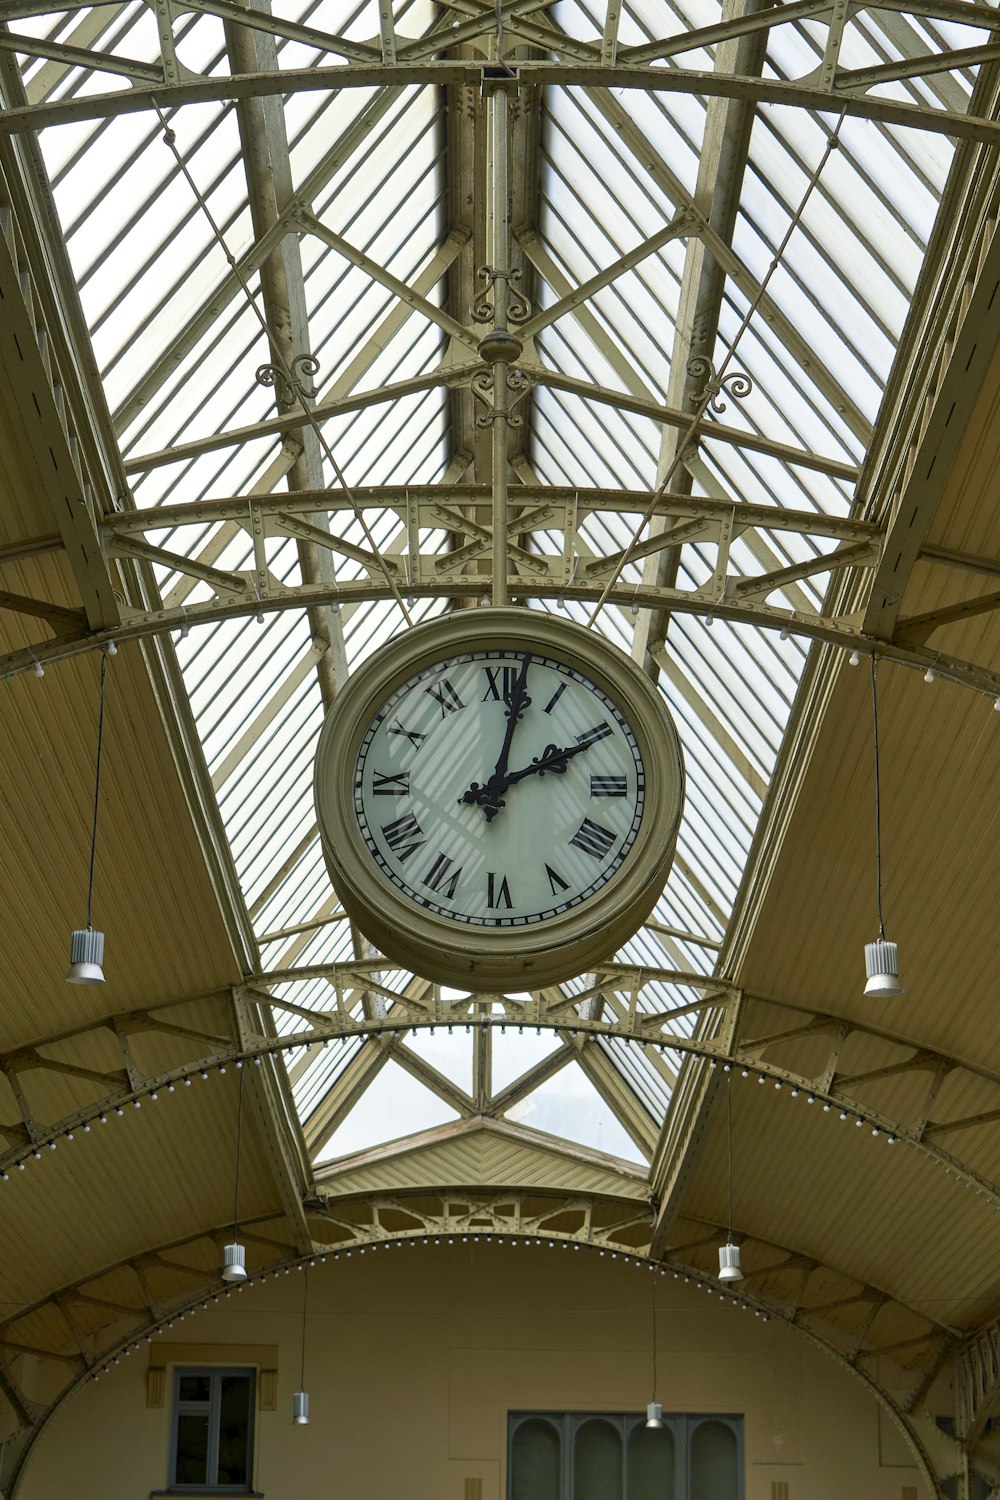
[718, 1075, 743, 1283]
[221, 1069, 247, 1282]
[645, 1274, 663, 1428]
[293, 1266, 310, 1425]
[863, 658, 903, 998]
[66, 652, 110, 983]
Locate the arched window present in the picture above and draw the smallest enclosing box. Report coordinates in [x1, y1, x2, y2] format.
[573, 1417, 622, 1500]
[511, 1417, 561, 1500]
[690, 1419, 738, 1500]
[627, 1420, 675, 1500]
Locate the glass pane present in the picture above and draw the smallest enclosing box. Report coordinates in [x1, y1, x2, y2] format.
[178, 1374, 211, 1403]
[690, 1420, 738, 1500]
[627, 1422, 674, 1500]
[511, 1418, 561, 1500]
[216, 1375, 252, 1486]
[574, 1419, 622, 1500]
[175, 1413, 209, 1485]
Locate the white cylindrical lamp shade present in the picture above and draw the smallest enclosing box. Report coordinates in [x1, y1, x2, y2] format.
[863, 939, 902, 998]
[293, 1391, 310, 1425]
[66, 928, 105, 984]
[718, 1242, 743, 1282]
[221, 1242, 247, 1281]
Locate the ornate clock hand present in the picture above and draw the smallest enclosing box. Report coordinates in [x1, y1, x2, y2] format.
[461, 735, 596, 816]
[460, 653, 532, 820]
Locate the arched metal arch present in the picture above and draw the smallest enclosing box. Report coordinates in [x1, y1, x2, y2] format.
[3, 585, 1000, 697]
[2, 59, 1000, 144]
[2, 970, 1000, 1215]
[0, 1195, 956, 1499]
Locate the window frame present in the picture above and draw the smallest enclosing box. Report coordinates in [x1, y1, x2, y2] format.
[168, 1365, 257, 1494]
[507, 1410, 744, 1499]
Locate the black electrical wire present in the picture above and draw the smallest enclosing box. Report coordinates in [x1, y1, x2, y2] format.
[870, 655, 886, 940]
[85, 652, 109, 930]
[300, 1266, 309, 1390]
[233, 1066, 244, 1233]
[727, 1073, 734, 1239]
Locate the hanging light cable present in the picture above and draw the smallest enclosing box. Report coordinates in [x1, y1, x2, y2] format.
[293, 1266, 310, 1425]
[221, 1069, 248, 1282]
[645, 1273, 663, 1428]
[718, 1075, 743, 1283]
[66, 651, 111, 983]
[864, 658, 903, 998]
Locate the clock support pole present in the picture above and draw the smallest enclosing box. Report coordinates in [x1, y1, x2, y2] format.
[475, 70, 530, 608]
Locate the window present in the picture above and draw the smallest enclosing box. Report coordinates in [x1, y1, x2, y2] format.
[169, 1367, 256, 1492]
[508, 1412, 742, 1500]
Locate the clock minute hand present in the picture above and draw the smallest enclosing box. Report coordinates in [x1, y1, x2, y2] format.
[458, 654, 532, 821]
[489, 652, 533, 787]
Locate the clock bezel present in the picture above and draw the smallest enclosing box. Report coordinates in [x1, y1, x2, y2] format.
[314, 609, 684, 989]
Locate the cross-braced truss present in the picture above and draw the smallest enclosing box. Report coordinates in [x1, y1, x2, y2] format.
[2, 2, 1000, 1493]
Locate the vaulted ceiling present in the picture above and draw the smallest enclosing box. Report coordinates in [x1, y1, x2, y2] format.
[1, 1, 1000, 1491]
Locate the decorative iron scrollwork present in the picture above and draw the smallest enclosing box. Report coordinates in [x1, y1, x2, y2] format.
[687, 356, 752, 414]
[256, 352, 320, 406]
[471, 367, 533, 427]
[471, 264, 532, 325]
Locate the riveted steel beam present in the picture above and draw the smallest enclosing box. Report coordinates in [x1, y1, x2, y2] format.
[2, 60, 999, 143]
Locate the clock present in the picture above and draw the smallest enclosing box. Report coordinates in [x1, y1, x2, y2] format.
[314, 609, 684, 989]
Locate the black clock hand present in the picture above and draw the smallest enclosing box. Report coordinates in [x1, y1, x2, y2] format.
[490, 652, 532, 787]
[461, 736, 595, 817]
[459, 654, 532, 821]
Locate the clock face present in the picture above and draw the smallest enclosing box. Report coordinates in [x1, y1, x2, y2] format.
[315, 608, 683, 989]
[353, 650, 645, 928]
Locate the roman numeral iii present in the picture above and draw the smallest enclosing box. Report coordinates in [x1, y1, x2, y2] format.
[590, 774, 627, 797]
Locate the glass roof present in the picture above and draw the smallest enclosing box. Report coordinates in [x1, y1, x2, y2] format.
[3, 0, 983, 1182]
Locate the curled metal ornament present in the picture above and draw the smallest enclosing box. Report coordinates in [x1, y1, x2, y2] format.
[687, 356, 753, 415]
[471, 264, 533, 325]
[255, 352, 320, 406]
[471, 366, 533, 427]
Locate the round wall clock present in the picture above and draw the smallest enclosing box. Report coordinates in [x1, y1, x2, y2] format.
[314, 609, 684, 990]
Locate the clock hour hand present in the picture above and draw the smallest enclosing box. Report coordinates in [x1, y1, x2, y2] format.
[459, 654, 532, 821]
[460, 738, 593, 820]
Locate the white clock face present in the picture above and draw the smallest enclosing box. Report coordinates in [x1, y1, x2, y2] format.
[353, 649, 645, 927]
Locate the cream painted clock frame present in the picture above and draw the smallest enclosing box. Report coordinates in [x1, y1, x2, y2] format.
[314, 609, 684, 989]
